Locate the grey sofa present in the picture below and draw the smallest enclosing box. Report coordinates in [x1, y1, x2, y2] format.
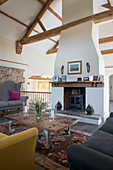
[0, 81, 28, 111]
[67, 113, 113, 170]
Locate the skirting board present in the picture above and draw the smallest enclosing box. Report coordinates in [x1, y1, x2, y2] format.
[103, 112, 110, 121]
[56, 113, 102, 125]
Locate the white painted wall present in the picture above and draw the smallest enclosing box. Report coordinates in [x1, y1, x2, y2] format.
[110, 75, 113, 100]
[86, 88, 104, 115]
[99, 22, 113, 76]
[51, 87, 64, 109]
[55, 0, 104, 79]
[0, 36, 56, 89]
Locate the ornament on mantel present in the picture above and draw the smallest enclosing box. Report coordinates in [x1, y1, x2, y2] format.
[86, 63, 90, 73]
[86, 105, 93, 115]
[56, 101, 62, 110]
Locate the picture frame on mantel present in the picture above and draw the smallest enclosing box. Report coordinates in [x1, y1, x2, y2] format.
[67, 60, 82, 75]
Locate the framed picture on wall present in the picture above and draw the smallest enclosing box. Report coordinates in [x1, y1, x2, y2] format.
[67, 60, 82, 75]
[62, 75, 67, 82]
[54, 75, 59, 82]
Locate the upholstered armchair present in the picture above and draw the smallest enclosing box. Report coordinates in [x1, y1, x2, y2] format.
[0, 127, 38, 170]
[0, 81, 28, 111]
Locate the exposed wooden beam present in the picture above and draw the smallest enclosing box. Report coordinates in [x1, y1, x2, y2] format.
[16, 41, 23, 55]
[101, 0, 113, 10]
[37, 0, 62, 22]
[29, 75, 51, 81]
[94, 16, 113, 23]
[46, 40, 59, 54]
[0, 59, 28, 66]
[101, 49, 113, 55]
[0, 0, 8, 6]
[38, 20, 46, 31]
[0, 10, 56, 44]
[102, 4, 113, 10]
[37, 0, 44, 5]
[22, 0, 53, 39]
[105, 66, 113, 68]
[99, 36, 113, 44]
[107, 0, 111, 4]
[53, 40, 59, 49]
[0, 10, 28, 27]
[48, 7, 62, 22]
[20, 9, 113, 45]
[46, 48, 58, 54]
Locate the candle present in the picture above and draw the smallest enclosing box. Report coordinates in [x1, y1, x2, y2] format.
[51, 109, 54, 118]
[25, 106, 27, 113]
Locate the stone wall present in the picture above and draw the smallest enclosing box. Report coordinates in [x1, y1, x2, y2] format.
[0, 66, 25, 86]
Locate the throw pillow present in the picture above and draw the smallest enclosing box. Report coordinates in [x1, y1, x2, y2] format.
[8, 91, 20, 101]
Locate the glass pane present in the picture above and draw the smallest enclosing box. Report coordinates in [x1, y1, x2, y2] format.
[71, 97, 74, 104]
[76, 97, 80, 104]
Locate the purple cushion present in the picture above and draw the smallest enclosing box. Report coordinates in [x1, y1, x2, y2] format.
[8, 91, 20, 101]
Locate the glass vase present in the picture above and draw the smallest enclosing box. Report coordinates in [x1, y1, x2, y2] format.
[36, 108, 41, 119]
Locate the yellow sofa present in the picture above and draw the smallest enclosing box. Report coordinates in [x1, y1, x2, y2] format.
[0, 127, 38, 170]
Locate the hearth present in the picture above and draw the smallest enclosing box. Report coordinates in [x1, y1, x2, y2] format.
[64, 87, 85, 111]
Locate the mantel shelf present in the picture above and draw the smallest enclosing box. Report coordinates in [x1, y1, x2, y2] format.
[50, 81, 104, 88]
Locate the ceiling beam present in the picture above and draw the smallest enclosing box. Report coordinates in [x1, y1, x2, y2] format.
[38, 20, 46, 31]
[22, 0, 53, 39]
[101, 49, 113, 55]
[53, 40, 59, 48]
[20, 9, 113, 45]
[101, 0, 113, 10]
[107, 0, 111, 4]
[37, 0, 62, 22]
[102, 4, 113, 10]
[94, 16, 113, 23]
[0, 0, 8, 6]
[29, 75, 51, 81]
[99, 36, 113, 44]
[105, 66, 113, 68]
[46, 48, 58, 54]
[0, 10, 56, 44]
[46, 40, 59, 54]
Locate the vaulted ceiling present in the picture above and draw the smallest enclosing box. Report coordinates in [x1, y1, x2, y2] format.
[0, 0, 62, 53]
[0, 0, 113, 55]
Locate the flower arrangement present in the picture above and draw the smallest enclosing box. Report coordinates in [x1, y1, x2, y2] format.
[31, 99, 48, 119]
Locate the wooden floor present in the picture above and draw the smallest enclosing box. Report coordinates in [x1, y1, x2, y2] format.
[71, 122, 99, 133]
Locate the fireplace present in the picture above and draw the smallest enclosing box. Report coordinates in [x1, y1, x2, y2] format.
[69, 94, 83, 110]
[64, 87, 85, 111]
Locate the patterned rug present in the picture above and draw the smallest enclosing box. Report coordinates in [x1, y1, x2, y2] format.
[0, 121, 92, 169]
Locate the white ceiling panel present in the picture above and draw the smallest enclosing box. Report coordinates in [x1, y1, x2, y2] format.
[99, 22, 113, 38]
[41, 10, 62, 30]
[0, 0, 42, 25]
[100, 42, 113, 50]
[0, 14, 25, 41]
[28, 39, 55, 52]
[50, 0, 62, 18]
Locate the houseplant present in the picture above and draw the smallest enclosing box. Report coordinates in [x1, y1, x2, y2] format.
[31, 99, 48, 119]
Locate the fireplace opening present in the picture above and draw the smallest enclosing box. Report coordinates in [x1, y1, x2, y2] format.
[64, 87, 85, 111]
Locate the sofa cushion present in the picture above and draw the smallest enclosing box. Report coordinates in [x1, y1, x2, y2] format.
[99, 117, 113, 135]
[8, 100, 23, 107]
[0, 101, 8, 108]
[84, 130, 113, 157]
[0, 83, 3, 101]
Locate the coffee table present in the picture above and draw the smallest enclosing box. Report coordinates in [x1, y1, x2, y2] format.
[4, 111, 78, 149]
